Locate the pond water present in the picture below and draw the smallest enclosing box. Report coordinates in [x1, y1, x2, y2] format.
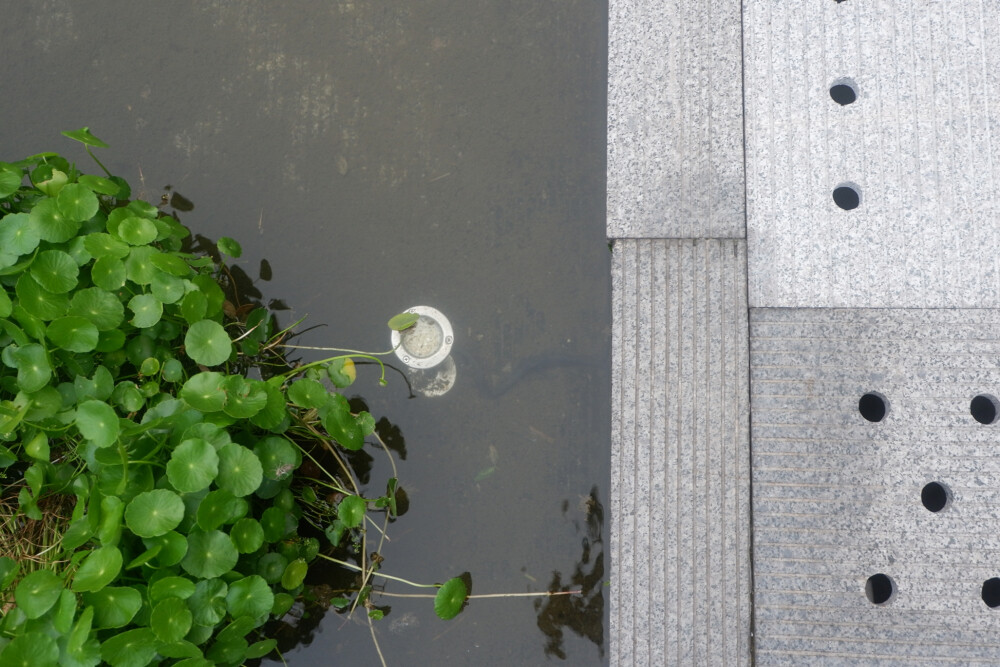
[3, 2, 609, 664]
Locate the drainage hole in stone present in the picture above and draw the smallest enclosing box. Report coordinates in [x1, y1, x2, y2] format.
[983, 578, 1000, 608]
[830, 81, 858, 105]
[971, 394, 999, 424]
[859, 392, 888, 422]
[920, 481, 950, 513]
[865, 573, 895, 605]
[833, 183, 861, 210]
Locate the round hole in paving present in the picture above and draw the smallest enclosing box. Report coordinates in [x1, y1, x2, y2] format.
[920, 481, 950, 513]
[971, 394, 999, 425]
[858, 392, 888, 422]
[982, 578, 1000, 608]
[830, 78, 858, 105]
[865, 573, 895, 605]
[833, 182, 861, 210]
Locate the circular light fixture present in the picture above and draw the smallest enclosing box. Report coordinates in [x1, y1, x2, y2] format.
[391, 306, 454, 370]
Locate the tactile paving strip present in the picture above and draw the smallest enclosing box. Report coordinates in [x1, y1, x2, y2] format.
[751, 308, 1000, 664]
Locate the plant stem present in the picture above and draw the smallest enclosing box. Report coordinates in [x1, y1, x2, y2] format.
[316, 554, 438, 589]
[372, 590, 583, 599]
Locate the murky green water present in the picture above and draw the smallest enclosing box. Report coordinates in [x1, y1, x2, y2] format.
[3, 2, 609, 663]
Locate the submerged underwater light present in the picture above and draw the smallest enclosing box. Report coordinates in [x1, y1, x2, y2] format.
[391, 306, 455, 396]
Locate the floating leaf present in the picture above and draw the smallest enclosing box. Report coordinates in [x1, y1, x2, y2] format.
[71, 546, 123, 592]
[281, 558, 308, 590]
[142, 530, 188, 567]
[434, 576, 468, 620]
[196, 489, 248, 531]
[91, 256, 126, 290]
[286, 378, 329, 409]
[150, 252, 191, 276]
[188, 578, 228, 626]
[246, 639, 278, 660]
[151, 269, 185, 304]
[125, 489, 184, 538]
[84, 586, 142, 628]
[0, 162, 22, 198]
[0, 213, 39, 255]
[62, 126, 110, 148]
[180, 290, 208, 324]
[181, 530, 239, 579]
[321, 393, 364, 450]
[57, 183, 99, 222]
[254, 436, 300, 481]
[46, 316, 99, 352]
[216, 443, 263, 497]
[100, 628, 158, 667]
[116, 216, 157, 246]
[388, 311, 420, 331]
[15, 569, 63, 619]
[260, 507, 296, 543]
[31, 249, 78, 293]
[30, 197, 78, 242]
[180, 371, 227, 412]
[217, 237, 242, 258]
[221, 375, 267, 418]
[226, 575, 273, 618]
[151, 596, 193, 643]
[10, 343, 52, 393]
[149, 576, 196, 602]
[124, 246, 157, 284]
[77, 173, 120, 194]
[128, 293, 162, 328]
[16, 272, 69, 320]
[326, 357, 356, 388]
[255, 553, 288, 584]
[83, 233, 130, 258]
[69, 287, 124, 330]
[229, 517, 264, 554]
[75, 400, 119, 448]
[0, 631, 58, 667]
[337, 495, 366, 529]
[184, 319, 232, 366]
[166, 438, 219, 493]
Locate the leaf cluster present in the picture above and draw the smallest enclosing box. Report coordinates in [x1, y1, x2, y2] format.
[0, 131, 415, 666]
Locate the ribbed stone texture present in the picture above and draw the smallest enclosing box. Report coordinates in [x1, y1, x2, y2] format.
[611, 239, 751, 666]
[751, 308, 1000, 664]
[607, 0, 744, 239]
[745, 0, 1000, 307]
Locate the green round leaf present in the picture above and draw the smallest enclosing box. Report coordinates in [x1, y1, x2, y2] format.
[11, 343, 52, 393]
[151, 596, 194, 643]
[15, 569, 63, 619]
[150, 251, 192, 276]
[281, 558, 308, 590]
[16, 273, 69, 320]
[83, 586, 142, 628]
[117, 216, 157, 245]
[71, 546, 123, 592]
[388, 311, 420, 331]
[180, 290, 208, 324]
[125, 246, 157, 284]
[162, 358, 184, 383]
[260, 507, 296, 543]
[184, 319, 232, 366]
[180, 371, 227, 412]
[321, 394, 364, 450]
[216, 443, 263, 497]
[230, 517, 264, 554]
[337, 494, 366, 529]
[0, 556, 19, 591]
[221, 375, 267, 418]
[76, 401, 119, 447]
[196, 489, 248, 531]
[286, 378, 329, 409]
[30, 197, 79, 242]
[30, 249, 78, 293]
[0, 631, 58, 667]
[256, 553, 288, 584]
[0, 163, 23, 198]
[100, 628, 158, 667]
[151, 269, 185, 304]
[217, 237, 242, 258]
[46, 316, 99, 352]
[143, 530, 188, 567]
[167, 438, 219, 493]
[187, 578, 228, 626]
[434, 576, 468, 620]
[77, 174, 121, 194]
[125, 489, 185, 538]
[84, 233, 130, 258]
[149, 576, 196, 602]
[57, 183, 99, 223]
[0, 213, 39, 255]
[91, 256, 126, 290]
[69, 287, 125, 330]
[246, 639, 278, 660]
[226, 575, 273, 618]
[128, 293, 162, 328]
[254, 436, 300, 481]
[181, 530, 239, 579]
[157, 641, 202, 659]
[62, 126, 110, 148]
[75, 400, 120, 448]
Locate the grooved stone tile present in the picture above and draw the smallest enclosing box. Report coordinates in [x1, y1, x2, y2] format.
[611, 239, 751, 666]
[607, 0, 745, 239]
[744, 0, 1000, 307]
[751, 308, 1000, 665]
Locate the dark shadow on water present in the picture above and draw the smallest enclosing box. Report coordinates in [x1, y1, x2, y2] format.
[535, 486, 605, 659]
